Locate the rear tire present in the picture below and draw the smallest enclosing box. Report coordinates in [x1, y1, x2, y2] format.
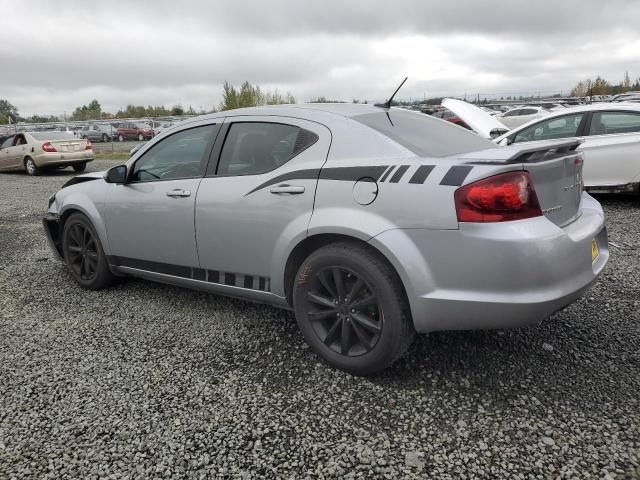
[73, 162, 87, 172]
[102, 133, 108, 142]
[138, 133, 144, 141]
[62, 213, 114, 290]
[118, 134, 124, 142]
[24, 157, 40, 176]
[293, 242, 415, 375]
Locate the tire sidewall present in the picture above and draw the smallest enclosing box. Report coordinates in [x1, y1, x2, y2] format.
[25, 158, 38, 176]
[293, 245, 407, 375]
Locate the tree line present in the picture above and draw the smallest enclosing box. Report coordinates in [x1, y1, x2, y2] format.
[570, 71, 640, 97]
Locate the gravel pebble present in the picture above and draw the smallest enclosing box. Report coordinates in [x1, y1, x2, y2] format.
[1, 162, 639, 478]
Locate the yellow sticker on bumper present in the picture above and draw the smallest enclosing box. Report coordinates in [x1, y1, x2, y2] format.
[591, 238, 599, 262]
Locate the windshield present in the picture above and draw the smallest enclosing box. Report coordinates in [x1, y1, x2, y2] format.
[353, 109, 493, 157]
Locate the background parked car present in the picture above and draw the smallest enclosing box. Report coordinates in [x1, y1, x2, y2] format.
[114, 122, 154, 141]
[0, 131, 93, 175]
[79, 124, 114, 142]
[431, 108, 470, 129]
[443, 98, 640, 194]
[496, 106, 550, 128]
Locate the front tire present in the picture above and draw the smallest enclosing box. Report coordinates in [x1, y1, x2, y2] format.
[73, 162, 87, 172]
[62, 213, 114, 290]
[102, 133, 108, 142]
[24, 157, 40, 176]
[118, 134, 124, 142]
[138, 133, 144, 141]
[293, 242, 415, 375]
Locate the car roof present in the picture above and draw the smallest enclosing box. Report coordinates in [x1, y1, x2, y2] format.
[194, 103, 388, 122]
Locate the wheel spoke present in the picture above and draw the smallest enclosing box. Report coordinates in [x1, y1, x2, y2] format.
[80, 256, 87, 277]
[332, 268, 345, 298]
[351, 312, 381, 333]
[350, 295, 377, 310]
[307, 309, 339, 322]
[86, 250, 98, 260]
[67, 245, 82, 253]
[351, 321, 372, 352]
[318, 270, 337, 298]
[69, 226, 82, 246]
[347, 277, 364, 301]
[340, 321, 352, 355]
[323, 317, 342, 346]
[307, 291, 336, 308]
[86, 254, 98, 270]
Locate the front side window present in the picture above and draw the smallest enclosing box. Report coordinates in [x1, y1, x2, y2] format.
[1, 136, 14, 148]
[511, 113, 584, 143]
[503, 109, 521, 117]
[519, 108, 538, 115]
[130, 125, 216, 182]
[589, 111, 640, 135]
[217, 122, 316, 176]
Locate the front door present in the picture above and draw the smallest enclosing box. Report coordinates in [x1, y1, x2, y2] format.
[0, 136, 16, 170]
[581, 110, 640, 186]
[195, 116, 330, 295]
[103, 123, 220, 269]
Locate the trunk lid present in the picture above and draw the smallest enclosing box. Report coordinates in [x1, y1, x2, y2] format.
[50, 138, 89, 152]
[458, 139, 584, 227]
[442, 98, 510, 140]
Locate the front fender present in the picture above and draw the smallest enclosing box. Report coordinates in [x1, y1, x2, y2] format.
[56, 190, 110, 256]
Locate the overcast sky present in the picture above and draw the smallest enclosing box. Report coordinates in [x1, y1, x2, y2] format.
[2, 0, 640, 117]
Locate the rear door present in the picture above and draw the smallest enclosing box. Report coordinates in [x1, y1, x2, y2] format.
[103, 123, 220, 269]
[195, 116, 330, 294]
[580, 110, 640, 186]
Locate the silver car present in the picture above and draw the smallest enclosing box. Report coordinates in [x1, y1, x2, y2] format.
[43, 104, 609, 374]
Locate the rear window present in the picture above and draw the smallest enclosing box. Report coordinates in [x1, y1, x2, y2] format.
[30, 132, 76, 140]
[353, 110, 493, 157]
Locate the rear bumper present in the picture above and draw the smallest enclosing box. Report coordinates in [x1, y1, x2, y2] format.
[34, 152, 94, 167]
[370, 193, 608, 333]
[586, 182, 639, 195]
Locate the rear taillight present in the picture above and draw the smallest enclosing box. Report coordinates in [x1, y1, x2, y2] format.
[454, 171, 542, 222]
[42, 142, 57, 152]
[85, 140, 92, 150]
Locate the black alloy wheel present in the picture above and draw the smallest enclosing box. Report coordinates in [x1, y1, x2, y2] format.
[305, 266, 382, 356]
[293, 242, 415, 375]
[62, 213, 114, 289]
[66, 222, 99, 281]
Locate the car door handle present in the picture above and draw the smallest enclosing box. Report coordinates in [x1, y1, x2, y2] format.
[166, 188, 191, 198]
[270, 184, 305, 195]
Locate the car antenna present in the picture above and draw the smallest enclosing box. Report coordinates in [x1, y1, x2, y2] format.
[375, 76, 408, 109]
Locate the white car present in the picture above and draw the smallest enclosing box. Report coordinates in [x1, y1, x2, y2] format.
[497, 106, 550, 128]
[443, 98, 640, 194]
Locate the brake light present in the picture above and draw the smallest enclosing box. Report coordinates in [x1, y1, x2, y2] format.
[454, 171, 542, 222]
[85, 140, 92, 150]
[42, 142, 57, 152]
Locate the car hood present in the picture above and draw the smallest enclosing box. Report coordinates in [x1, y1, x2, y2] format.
[442, 98, 510, 140]
[60, 171, 104, 189]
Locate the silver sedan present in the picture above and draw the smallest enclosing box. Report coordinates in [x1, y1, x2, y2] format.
[43, 104, 608, 374]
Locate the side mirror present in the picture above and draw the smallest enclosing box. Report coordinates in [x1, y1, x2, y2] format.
[105, 165, 127, 184]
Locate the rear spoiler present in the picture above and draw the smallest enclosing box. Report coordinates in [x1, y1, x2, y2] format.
[457, 138, 582, 164]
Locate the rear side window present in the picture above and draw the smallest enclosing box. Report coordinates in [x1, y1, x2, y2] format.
[589, 111, 640, 135]
[353, 110, 493, 157]
[217, 122, 318, 176]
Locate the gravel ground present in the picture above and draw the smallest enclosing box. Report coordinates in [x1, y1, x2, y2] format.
[1, 161, 639, 479]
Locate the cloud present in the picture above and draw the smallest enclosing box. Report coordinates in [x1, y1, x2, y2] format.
[1, 0, 639, 116]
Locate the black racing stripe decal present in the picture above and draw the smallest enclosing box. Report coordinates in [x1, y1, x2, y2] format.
[389, 165, 410, 183]
[440, 166, 473, 186]
[108, 256, 269, 292]
[378, 165, 395, 182]
[319, 166, 388, 181]
[409, 165, 435, 184]
[245, 168, 320, 196]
